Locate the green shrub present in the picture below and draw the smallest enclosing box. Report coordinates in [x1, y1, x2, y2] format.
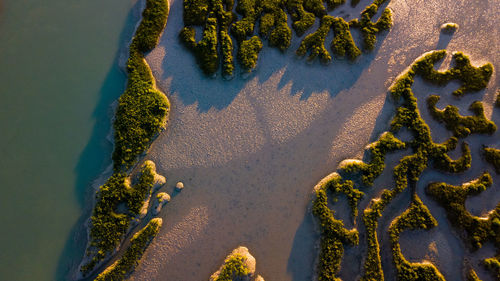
[496, 90, 500, 107]
[427, 95, 497, 138]
[220, 30, 235, 77]
[81, 162, 160, 275]
[483, 146, 500, 174]
[388, 196, 445, 281]
[312, 175, 359, 281]
[238, 36, 263, 71]
[355, 0, 392, 51]
[286, 0, 316, 36]
[331, 17, 361, 60]
[296, 16, 335, 63]
[212, 254, 251, 281]
[95, 218, 162, 281]
[311, 50, 495, 280]
[113, 0, 169, 171]
[184, 0, 210, 25]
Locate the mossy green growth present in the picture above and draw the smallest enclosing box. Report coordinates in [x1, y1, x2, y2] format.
[331, 17, 361, 60]
[94, 218, 162, 281]
[184, 0, 210, 25]
[389, 196, 445, 281]
[259, 0, 292, 51]
[180, 16, 220, 75]
[483, 146, 500, 174]
[426, 173, 500, 279]
[350, 0, 392, 51]
[212, 254, 250, 281]
[113, 0, 169, 171]
[286, 0, 315, 36]
[238, 36, 263, 71]
[312, 173, 359, 281]
[427, 95, 497, 138]
[311, 50, 495, 281]
[296, 16, 335, 63]
[81, 162, 160, 275]
[181, 0, 395, 76]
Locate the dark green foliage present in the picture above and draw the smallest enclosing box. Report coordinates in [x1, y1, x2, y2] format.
[432, 142, 471, 173]
[184, 0, 210, 25]
[238, 36, 263, 71]
[331, 17, 361, 60]
[231, 0, 260, 42]
[312, 175, 359, 281]
[311, 51, 495, 280]
[303, 0, 326, 17]
[324, 0, 345, 11]
[95, 218, 162, 281]
[427, 95, 497, 138]
[181, 0, 394, 76]
[112, 0, 169, 171]
[426, 173, 500, 279]
[220, 30, 235, 76]
[180, 17, 220, 75]
[414, 52, 494, 97]
[296, 16, 335, 63]
[483, 147, 500, 174]
[134, 0, 169, 53]
[286, 0, 315, 36]
[259, 0, 292, 51]
[389, 196, 445, 281]
[181, 0, 235, 76]
[496, 90, 500, 107]
[213, 254, 250, 281]
[81, 162, 158, 275]
[353, 0, 392, 51]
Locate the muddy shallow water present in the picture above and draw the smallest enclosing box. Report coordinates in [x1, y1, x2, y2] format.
[129, 0, 499, 280]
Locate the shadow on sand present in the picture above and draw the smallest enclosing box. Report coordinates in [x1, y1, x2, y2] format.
[154, 0, 390, 112]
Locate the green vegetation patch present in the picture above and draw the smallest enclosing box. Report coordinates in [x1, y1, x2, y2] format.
[113, 0, 170, 171]
[296, 16, 335, 63]
[181, 0, 395, 76]
[312, 173, 359, 281]
[81, 162, 160, 275]
[212, 254, 250, 281]
[82, 1, 169, 275]
[389, 196, 445, 281]
[95, 218, 162, 281]
[310, 50, 495, 280]
[426, 173, 500, 279]
[427, 95, 496, 138]
[483, 146, 500, 174]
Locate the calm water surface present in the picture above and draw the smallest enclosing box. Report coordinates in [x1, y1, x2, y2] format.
[0, 0, 138, 280]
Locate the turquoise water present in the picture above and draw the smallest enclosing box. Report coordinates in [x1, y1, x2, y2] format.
[0, 0, 138, 280]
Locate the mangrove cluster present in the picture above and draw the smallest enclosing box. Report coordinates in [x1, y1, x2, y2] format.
[80, 0, 170, 277]
[311, 50, 496, 280]
[180, 0, 393, 77]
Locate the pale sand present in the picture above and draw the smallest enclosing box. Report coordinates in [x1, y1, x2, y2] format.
[125, 0, 500, 280]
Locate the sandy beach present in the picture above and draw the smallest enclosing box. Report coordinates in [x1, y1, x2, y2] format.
[124, 0, 500, 280]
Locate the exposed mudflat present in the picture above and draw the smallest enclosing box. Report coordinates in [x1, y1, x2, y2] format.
[129, 0, 499, 280]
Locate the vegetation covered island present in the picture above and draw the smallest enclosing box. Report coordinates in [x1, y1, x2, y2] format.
[78, 0, 172, 279]
[311, 50, 497, 281]
[180, 0, 393, 76]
